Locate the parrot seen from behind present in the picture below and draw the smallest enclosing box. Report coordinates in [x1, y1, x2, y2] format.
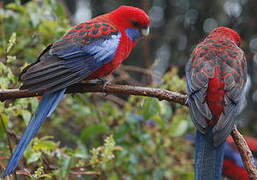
[2, 5, 150, 177]
[185, 27, 247, 180]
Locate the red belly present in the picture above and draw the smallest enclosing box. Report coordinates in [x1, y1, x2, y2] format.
[86, 61, 121, 79]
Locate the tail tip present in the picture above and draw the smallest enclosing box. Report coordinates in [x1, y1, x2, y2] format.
[1, 168, 15, 178]
[1, 172, 9, 179]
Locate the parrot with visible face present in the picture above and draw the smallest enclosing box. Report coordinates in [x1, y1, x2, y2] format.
[185, 27, 247, 180]
[2, 5, 150, 177]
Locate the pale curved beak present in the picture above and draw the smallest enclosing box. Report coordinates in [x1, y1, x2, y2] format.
[141, 26, 150, 36]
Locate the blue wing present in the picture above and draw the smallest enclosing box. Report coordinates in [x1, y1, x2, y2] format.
[20, 27, 121, 93]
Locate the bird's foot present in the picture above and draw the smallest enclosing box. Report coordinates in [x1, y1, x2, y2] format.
[96, 78, 108, 85]
[103, 81, 111, 96]
[185, 97, 190, 105]
[96, 78, 110, 96]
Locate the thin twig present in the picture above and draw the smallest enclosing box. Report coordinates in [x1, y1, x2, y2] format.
[231, 126, 257, 179]
[0, 83, 256, 178]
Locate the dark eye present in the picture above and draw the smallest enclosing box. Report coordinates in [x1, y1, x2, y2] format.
[131, 21, 140, 27]
[237, 40, 241, 46]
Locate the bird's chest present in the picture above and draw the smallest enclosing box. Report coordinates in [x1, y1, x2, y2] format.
[86, 34, 135, 79]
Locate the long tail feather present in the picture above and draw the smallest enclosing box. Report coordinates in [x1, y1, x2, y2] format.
[195, 130, 225, 180]
[1, 89, 66, 178]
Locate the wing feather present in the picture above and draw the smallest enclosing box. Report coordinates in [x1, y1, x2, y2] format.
[20, 21, 121, 92]
[186, 41, 247, 146]
[186, 56, 211, 133]
[211, 49, 247, 144]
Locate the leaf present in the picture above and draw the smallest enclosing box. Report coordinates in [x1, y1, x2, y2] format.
[142, 98, 160, 120]
[80, 124, 109, 141]
[54, 2, 66, 17]
[0, 77, 9, 89]
[60, 156, 73, 178]
[6, 32, 16, 53]
[0, 113, 8, 138]
[7, 56, 16, 63]
[160, 101, 173, 121]
[74, 143, 88, 159]
[169, 114, 189, 137]
[89, 135, 119, 166]
[38, 20, 58, 39]
[6, 3, 24, 12]
[74, 149, 87, 159]
[25, 150, 42, 164]
[102, 135, 116, 162]
[33, 140, 57, 152]
[151, 115, 164, 128]
[20, 110, 31, 125]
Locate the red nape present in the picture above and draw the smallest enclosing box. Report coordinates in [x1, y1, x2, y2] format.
[206, 66, 225, 126]
[223, 159, 248, 180]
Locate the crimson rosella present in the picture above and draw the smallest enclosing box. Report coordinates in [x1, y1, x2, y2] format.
[2, 6, 150, 177]
[185, 27, 247, 180]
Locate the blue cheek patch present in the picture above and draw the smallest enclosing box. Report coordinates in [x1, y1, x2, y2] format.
[125, 28, 141, 41]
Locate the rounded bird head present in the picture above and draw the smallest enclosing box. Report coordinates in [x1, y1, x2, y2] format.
[109, 5, 151, 36]
[208, 27, 241, 46]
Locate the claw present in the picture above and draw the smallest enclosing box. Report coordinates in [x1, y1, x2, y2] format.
[96, 78, 110, 96]
[97, 77, 108, 85]
[103, 81, 111, 96]
[185, 97, 190, 105]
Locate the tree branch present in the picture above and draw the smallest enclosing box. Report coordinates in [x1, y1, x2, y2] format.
[231, 126, 257, 179]
[0, 83, 256, 178]
[0, 83, 187, 105]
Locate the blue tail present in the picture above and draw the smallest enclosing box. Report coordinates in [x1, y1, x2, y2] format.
[1, 89, 65, 177]
[195, 130, 225, 180]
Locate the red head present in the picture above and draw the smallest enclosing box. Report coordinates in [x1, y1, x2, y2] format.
[207, 27, 241, 46]
[109, 6, 151, 36]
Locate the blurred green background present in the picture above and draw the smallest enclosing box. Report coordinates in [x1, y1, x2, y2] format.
[0, 0, 256, 179]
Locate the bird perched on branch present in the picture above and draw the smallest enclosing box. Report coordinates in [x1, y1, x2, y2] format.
[185, 27, 247, 180]
[2, 6, 150, 177]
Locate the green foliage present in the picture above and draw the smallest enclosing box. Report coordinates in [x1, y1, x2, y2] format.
[0, 0, 194, 179]
[32, 166, 51, 179]
[25, 136, 58, 164]
[6, 32, 16, 53]
[90, 135, 120, 167]
[162, 67, 187, 93]
[141, 97, 161, 120]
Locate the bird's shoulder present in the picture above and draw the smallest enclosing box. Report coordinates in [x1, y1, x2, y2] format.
[193, 39, 242, 57]
[62, 20, 119, 42]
